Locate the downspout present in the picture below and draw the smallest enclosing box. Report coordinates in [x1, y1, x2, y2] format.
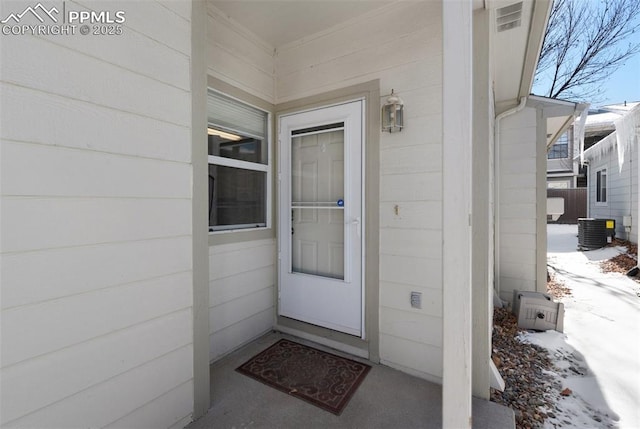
[494, 96, 527, 302]
[585, 162, 590, 217]
[629, 142, 633, 241]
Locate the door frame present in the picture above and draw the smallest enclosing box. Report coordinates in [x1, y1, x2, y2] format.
[274, 81, 380, 362]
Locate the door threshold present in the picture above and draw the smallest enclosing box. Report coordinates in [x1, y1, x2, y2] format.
[275, 319, 369, 360]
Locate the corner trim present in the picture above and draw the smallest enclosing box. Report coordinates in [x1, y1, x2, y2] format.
[191, 0, 210, 420]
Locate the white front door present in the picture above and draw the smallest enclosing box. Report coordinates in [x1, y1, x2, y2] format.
[278, 101, 363, 337]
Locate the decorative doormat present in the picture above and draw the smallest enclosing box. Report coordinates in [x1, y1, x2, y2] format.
[236, 339, 371, 415]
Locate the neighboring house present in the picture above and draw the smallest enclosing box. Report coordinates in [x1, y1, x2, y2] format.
[545, 98, 584, 190]
[583, 104, 640, 242]
[547, 127, 579, 189]
[584, 102, 639, 149]
[1, 1, 584, 428]
[546, 102, 639, 189]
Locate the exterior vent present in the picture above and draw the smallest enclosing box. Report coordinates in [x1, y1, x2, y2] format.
[496, 2, 523, 32]
[512, 291, 564, 332]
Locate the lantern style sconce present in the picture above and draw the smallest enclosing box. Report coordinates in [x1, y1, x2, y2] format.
[381, 89, 404, 132]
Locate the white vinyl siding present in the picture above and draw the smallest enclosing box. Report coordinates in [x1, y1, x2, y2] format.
[588, 142, 638, 243]
[207, 3, 275, 103]
[208, 239, 276, 361]
[498, 108, 539, 303]
[0, 2, 194, 428]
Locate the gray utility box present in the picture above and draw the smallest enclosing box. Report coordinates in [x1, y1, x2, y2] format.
[512, 290, 564, 332]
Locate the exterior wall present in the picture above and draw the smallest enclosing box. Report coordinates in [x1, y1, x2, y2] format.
[208, 239, 276, 361]
[276, 2, 444, 382]
[498, 107, 539, 303]
[0, 3, 194, 428]
[206, 6, 277, 361]
[207, 4, 275, 104]
[587, 141, 638, 243]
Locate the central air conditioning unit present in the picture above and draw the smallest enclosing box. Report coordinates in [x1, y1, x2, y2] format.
[512, 290, 564, 332]
[578, 218, 616, 250]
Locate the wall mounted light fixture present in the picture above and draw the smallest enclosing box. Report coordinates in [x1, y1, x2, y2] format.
[381, 89, 404, 132]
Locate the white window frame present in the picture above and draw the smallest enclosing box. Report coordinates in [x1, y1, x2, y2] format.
[595, 168, 607, 206]
[207, 89, 272, 234]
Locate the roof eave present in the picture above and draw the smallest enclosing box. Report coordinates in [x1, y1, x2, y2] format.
[518, 0, 553, 100]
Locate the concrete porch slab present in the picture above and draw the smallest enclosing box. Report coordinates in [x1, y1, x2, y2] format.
[186, 332, 514, 429]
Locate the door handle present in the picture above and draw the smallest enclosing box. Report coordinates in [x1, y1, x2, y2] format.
[349, 216, 361, 239]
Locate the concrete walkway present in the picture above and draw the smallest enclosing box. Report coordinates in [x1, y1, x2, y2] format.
[547, 224, 640, 428]
[187, 332, 514, 429]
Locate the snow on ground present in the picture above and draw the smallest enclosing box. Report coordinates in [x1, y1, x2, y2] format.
[521, 224, 640, 429]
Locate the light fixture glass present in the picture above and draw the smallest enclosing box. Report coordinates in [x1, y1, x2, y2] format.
[381, 89, 404, 133]
[207, 127, 242, 141]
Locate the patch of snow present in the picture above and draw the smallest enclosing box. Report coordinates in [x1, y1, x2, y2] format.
[521, 330, 618, 428]
[537, 224, 640, 429]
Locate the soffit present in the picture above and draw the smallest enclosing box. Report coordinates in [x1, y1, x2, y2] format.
[210, 1, 392, 48]
[490, 0, 549, 108]
[210, 0, 486, 49]
[528, 95, 587, 149]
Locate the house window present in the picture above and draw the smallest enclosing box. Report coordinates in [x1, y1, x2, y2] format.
[596, 169, 607, 203]
[547, 132, 569, 159]
[207, 89, 270, 232]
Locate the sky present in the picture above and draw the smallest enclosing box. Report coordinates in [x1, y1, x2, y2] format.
[595, 27, 640, 107]
[531, 5, 640, 109]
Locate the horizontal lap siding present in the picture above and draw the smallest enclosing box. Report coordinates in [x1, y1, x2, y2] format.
[499, 108, 538, 302]
[206, 7, 276, 362]
[0, 2, 194, 428]
[207, 5, 275, 103]
[275, 3, 442, 103]
[277, 1, 444, 381]
[588, 145, 638, 243]
[208, 240, 276, 362]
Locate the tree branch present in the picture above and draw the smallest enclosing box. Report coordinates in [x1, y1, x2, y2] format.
[535, 0, 640, 101]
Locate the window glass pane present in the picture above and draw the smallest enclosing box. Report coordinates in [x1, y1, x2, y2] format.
[209, 165, 266, 230]
[547, 132, 569, 159]
[547, 144, 568, 159]
[290, 130, 345, 280]
[596, 170, 607, 202]
[208, 133, 267, 164]
[292, 209, 344, 279]
[207, 89, 270, 232]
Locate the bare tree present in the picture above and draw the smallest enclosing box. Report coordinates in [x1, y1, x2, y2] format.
[535, 0, 640, 101]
